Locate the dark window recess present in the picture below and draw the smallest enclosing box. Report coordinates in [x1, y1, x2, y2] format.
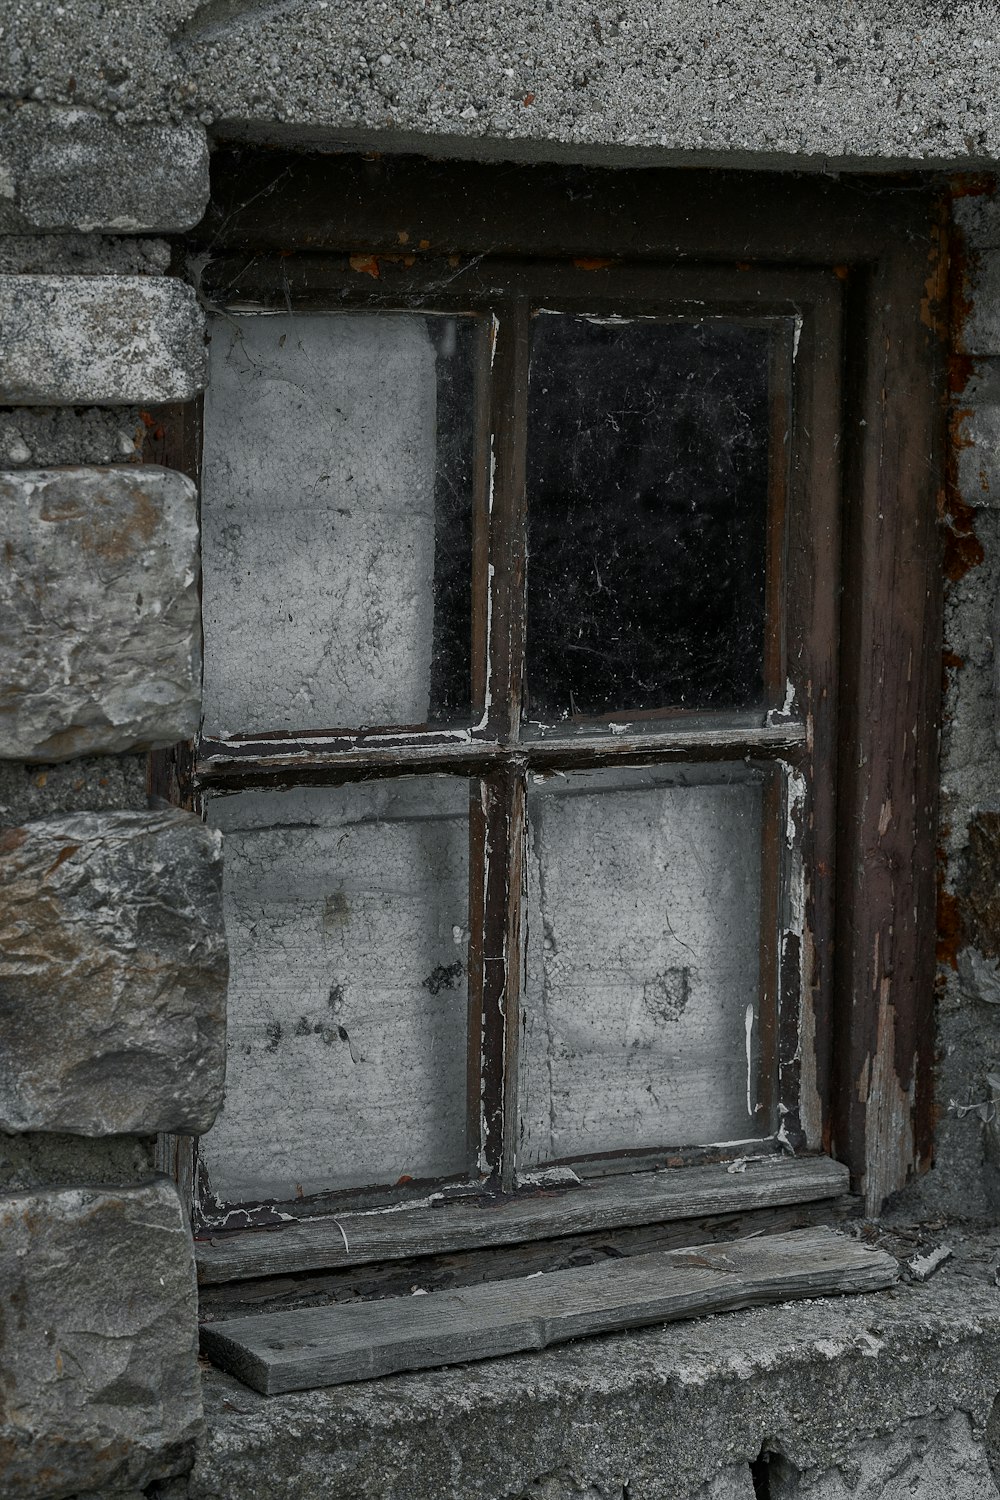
[525, 315, 771, 722]
[152, 152, 946, 1392]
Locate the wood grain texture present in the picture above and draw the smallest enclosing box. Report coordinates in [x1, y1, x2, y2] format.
[199, 1195, 861, 1321]
[195, 1154, 849, 1284]
[199, 1225, 897, 1393]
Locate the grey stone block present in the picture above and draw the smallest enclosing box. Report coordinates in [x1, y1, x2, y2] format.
[0, 1180, 202, 1500]
[0, 808, 228, 1135]
[0, 276, 206, 405]
[955, 360, 1000, 508]
[0, 467, 200, 760]
[767, 1411, 999, 1498]
[955, 193, 1000, 252]
[0, 106, 208, 233]
[963, 251, 1000, 356]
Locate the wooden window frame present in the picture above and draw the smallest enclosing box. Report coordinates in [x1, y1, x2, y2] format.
[152, 153, 947, 1286]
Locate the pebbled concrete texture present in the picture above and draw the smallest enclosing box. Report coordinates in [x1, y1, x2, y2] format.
[0, 234, 170, 276]
[0, 106, 208, 233]
[187, 1252, 1000, 1500]
[0, 1180, 203, 1500]
[0, 276, 206, 406]
[0, 808, 228, 1136]
[0, 408, 147, 468]
[0, 1130, 156, 1192]
[0, 467, 200, 761]
[0, 754, 149, 825]
[1, 3, 1000, 167]
[766, 1410, 999, 1498]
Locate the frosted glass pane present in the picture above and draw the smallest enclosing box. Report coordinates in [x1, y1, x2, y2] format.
[201, 312, 476, 736]
[201, 778, 469, 1204]
[519, 764, 765, 1166]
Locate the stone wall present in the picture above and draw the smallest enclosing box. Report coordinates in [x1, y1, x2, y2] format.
[4, 5, 1000, 1498]
[895, 190, 1000, 1220]
[0, 131, 225, 1500]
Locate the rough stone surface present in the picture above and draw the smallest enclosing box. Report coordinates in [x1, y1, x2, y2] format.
[0, 467, 200, 760]
[188, 1253, 1000, 1500]
[0, 106, 208, 233]
[0, 754, 149, 825]
[766, 1412, 999, 1498]
[3, 3, 1000, 168]
[0, 808, 227, 1135]
[0, 408, 146, 468]
[0, 276, 206, 406]
[955, 359, 1000, 510]
[0, 1180, 202, 1500]
[0, 234, 170, 277]
[964, 251, 1000, 357]
[0, 1131, 156, 1192]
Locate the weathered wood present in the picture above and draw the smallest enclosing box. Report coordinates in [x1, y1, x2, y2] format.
[199, 1225, 897, 1393]
[195, 1154, 848, 1284]
[199, 1193, 861, 1321]
[832, 222, 946, 1210]
[198, 151, 929, 265]
[194, 719, 807, 789]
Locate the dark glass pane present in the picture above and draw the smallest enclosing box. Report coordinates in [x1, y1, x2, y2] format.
[201, 312, 478, 737]
[525, 314, 775, 722]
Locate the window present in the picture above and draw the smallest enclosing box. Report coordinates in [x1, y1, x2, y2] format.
[153, 154, 945, 1385]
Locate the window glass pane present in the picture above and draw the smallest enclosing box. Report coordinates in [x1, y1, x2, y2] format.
[201, 312, 478, 737]
[525, 314, 775, 723]
[518, 763, 767, 1166]
[200, 777, 470, 1206]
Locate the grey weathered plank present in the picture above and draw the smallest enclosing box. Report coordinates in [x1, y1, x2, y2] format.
[199, 1195, 861, 1323]
[200, 1226, 898, 1393]
[195, 1154, 849, 1284]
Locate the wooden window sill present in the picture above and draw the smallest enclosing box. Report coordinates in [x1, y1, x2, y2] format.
[195, 1154, 849, 1285]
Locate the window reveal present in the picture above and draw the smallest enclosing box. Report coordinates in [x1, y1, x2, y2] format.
[154, 157, 946, 1292]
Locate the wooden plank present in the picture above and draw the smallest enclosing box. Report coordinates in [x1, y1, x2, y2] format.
[199, 1195, 861, 1322]
[200, 150, 922, 265]
[200, 1225, 897, 1393]
[832, 220, 946, 1210]
[195, 719, 807, 789]
[195, 1154, 849, 1284]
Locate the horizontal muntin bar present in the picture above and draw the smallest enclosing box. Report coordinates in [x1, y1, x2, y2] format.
[195, 718, 807, 788]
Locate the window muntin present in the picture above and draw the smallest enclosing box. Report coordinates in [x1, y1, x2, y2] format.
[192, 267, 822, 1229]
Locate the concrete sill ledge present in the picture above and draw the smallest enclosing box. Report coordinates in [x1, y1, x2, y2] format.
[189, 1234, 1000, 1500]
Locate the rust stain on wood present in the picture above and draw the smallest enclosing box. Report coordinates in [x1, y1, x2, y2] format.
[348, 254, 380, 280]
